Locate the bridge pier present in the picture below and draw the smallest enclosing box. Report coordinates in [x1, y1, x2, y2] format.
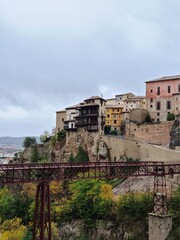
[148, 213, 172, 240]
[32, 182, 52, 240]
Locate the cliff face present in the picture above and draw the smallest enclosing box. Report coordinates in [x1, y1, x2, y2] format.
[54, 129, 110, 162]
[169, 119, 180, 149]
[59, 220, 124, 240]
[21, 129, 111, 163]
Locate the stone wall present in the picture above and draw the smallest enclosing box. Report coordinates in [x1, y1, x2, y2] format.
[59, 220, 124, 240]
[101, 135, 180, 162]
[126, 121, 173, 146]
[148, 214, 172, 240]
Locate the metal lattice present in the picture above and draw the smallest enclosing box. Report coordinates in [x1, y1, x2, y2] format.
[0, 161, 180, 239]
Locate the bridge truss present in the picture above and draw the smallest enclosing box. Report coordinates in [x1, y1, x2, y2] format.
[0, 161, 180, 239]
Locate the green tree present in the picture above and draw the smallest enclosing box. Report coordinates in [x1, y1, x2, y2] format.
[0, 187, 33, 224]
[57, 178, 114, 225]
[74, 146, 89, 163]
[23, 137, 36, 148]
[117, 192, 153, 224]
[167, 113, 175, 121]
[0, 188, 14, 223]
[40, 130, 50, 143]
[30, 144, 40, 162]
[57, 130, 66, 141]
[0, 217, 27, 240]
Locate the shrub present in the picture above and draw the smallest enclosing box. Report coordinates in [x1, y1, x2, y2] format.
[23, 137, 36, 148]
[167, 113, 175, 121]
[57, 130, 66, 141]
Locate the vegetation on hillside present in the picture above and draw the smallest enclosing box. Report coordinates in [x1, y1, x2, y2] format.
[0, 179, 179, 239]
[22, 137, 37, 148]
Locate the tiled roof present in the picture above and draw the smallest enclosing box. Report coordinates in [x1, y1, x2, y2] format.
[84, 96, 105, 101]
[145, 75, 180, 83]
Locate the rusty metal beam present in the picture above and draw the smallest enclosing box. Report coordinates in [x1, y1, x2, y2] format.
[0, 162, 180, 185]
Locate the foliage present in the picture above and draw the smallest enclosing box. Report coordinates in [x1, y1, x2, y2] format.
[167, 186, 180, 239]
[40, 130, 50, 143]
[0, 187, 33, 225]
[108, 178, 123, 189]
[0, 217, 27, 240]
[50, 181, 64, 202]
[30, 144, 39, 162]
[144, 113, 152, 123]
[167, 113, 175, 121]
[23, 137, 36, 148]
[50, 134, 57, 148]
[126, 157, 139, 162]
[117, 192, 153, 224]
[57, 178, 114, 225]
[0, 188, 15, 223]
[69, 146, 89, 163]
[57, 130, 66, 141]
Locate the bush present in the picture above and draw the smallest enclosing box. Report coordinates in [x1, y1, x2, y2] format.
[69, 146, 89, 163]
[57, 130, 66, 141]
[144, 113, 152, 123]
[167, 113, 175, 121]
[117, 193, 153, 223]
[57, 179, 114, 225]
[23, 137, 36, 148]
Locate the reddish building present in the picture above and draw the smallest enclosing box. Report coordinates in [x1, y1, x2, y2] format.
[146, 75, 180, 122]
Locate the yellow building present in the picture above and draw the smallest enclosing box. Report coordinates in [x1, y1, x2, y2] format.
[105, 105, 123, 134]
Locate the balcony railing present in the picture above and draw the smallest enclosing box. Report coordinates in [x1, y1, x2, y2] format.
[76, 113, 99, 117]
[75, 121, 98, 126]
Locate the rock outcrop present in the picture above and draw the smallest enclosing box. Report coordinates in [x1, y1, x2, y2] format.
[59, 220, 124, 240]
[169, 119, 180, 149]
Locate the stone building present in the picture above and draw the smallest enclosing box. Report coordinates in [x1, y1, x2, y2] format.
[56, 110, 66, 132]
[146, 75, 180, 122]
[64, 104, 80, 131]
[124, 96, 146, 112]
[75, 96, 106, 133]
[105, 105, 123, 134]
[56, 96, 106, 134]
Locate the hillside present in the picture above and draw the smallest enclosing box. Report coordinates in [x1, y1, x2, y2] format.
[0, 136, 40, 147]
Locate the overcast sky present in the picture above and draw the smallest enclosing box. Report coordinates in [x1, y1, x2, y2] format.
[0, 0, 180, 137]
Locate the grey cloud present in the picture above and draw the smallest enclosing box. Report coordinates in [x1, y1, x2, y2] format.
[0, 0, 179, 136]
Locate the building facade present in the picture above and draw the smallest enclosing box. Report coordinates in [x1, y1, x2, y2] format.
[75, 96, 106, 133]
[146, 75, 180, 122]
[56, 110, 66, 132]
[63, 104, 80, 131]
[124, 96, 146, 112]
[105, 105, 123, 134]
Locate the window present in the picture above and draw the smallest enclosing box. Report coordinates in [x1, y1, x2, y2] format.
[178, 84, 180, 92]
[157, 118, 160, 122]
[150, 105, 153, 108]
[114, 120, 117, 124]
[157, 87, 160, 95]
[167, 101, 171, 109]
[150, 89, 153, 93]
[117, 109, 119, 112]
[168, 86, 171, 93]
[156, 101, 161, 110]
[150, 98, 153, 103]
[62, 118, 64, 122]
[157, 113, 160, 116]
[107, 114, 110, 118]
